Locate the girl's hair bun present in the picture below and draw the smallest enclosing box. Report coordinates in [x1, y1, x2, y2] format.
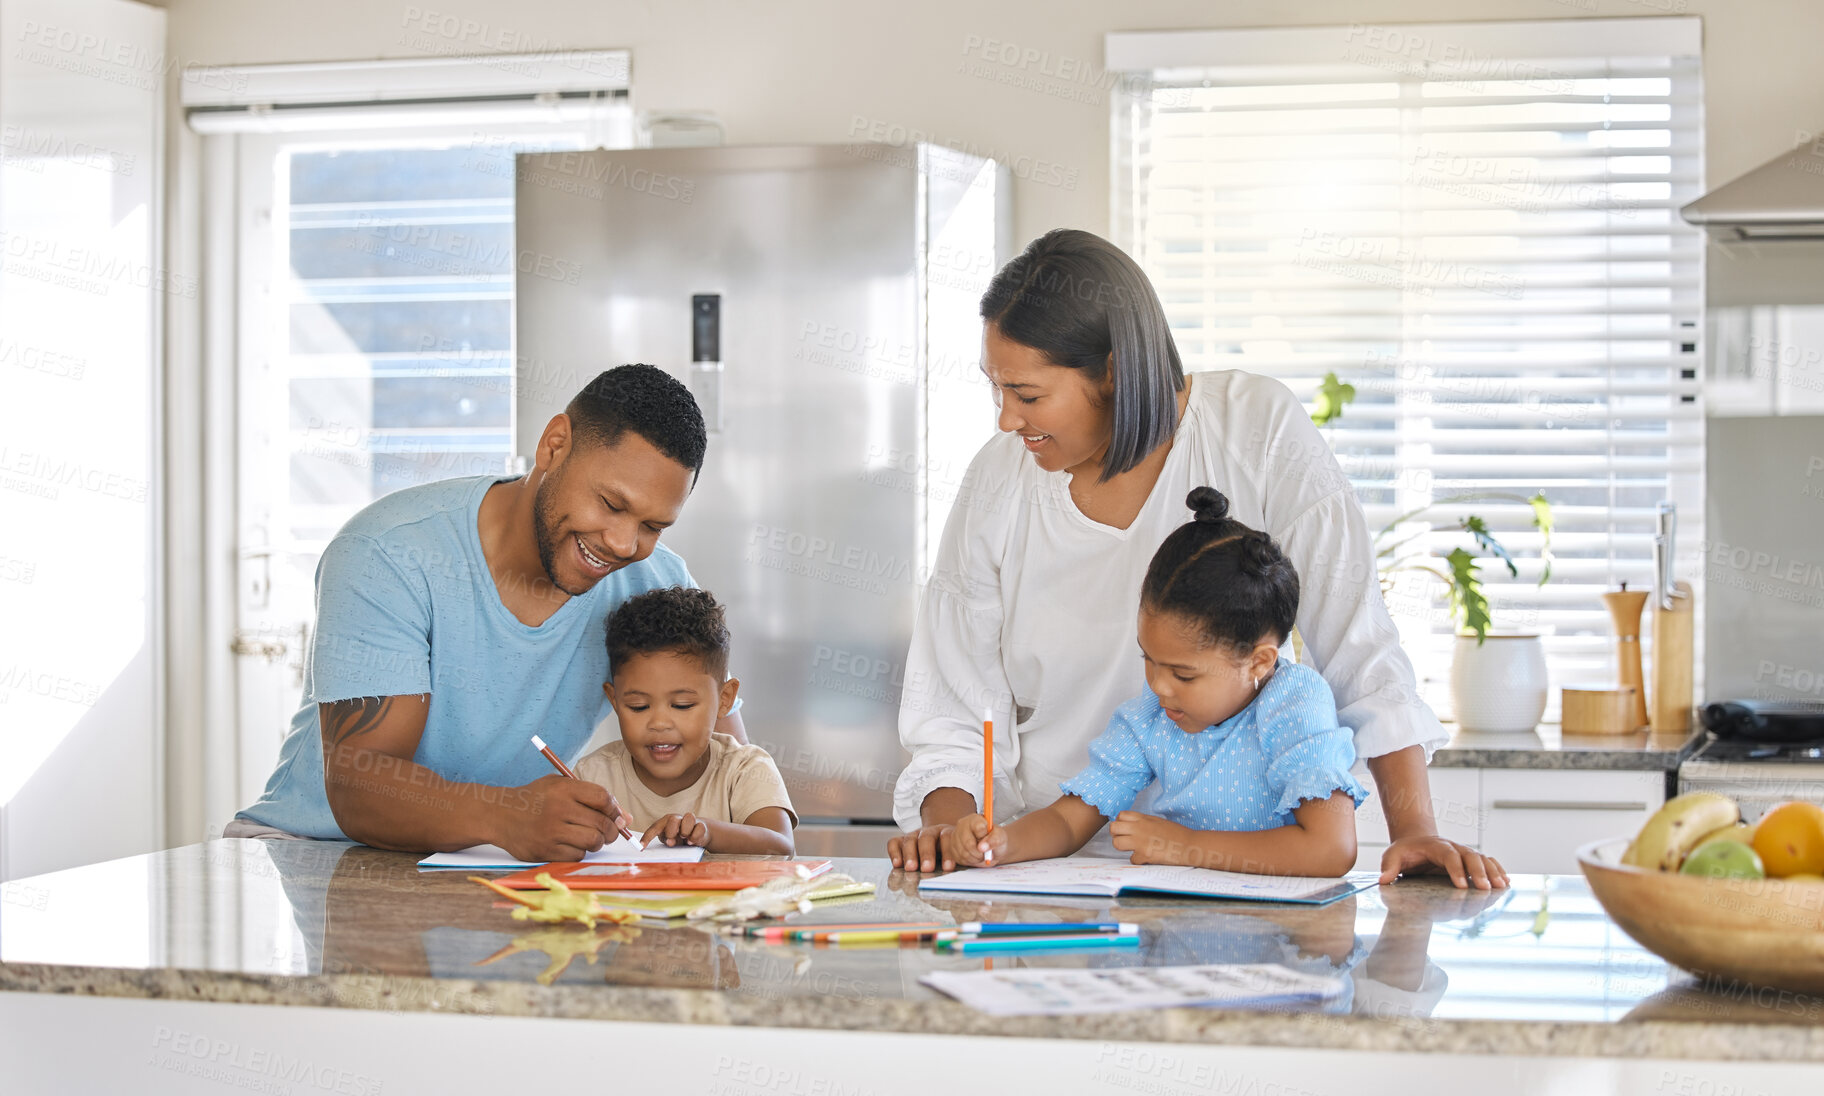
[1145, 488, 1300, 652]
[1186, 486, 1230, 524]
[1240, 531, 1279, 576]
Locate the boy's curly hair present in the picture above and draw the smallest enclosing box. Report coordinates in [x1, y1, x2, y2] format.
[605, 586, 730, 679]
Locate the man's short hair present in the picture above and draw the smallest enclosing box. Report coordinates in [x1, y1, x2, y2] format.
[605, 586, 730, 680]
[565, 364, 707, 477]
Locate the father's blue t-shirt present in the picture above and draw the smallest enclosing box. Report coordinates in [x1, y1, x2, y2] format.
[237, 474, 699, 840]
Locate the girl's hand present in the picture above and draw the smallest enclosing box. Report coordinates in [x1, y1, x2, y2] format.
[1109, 811, 1188, 866]
[642, 812, 710, 849]
[1379, 835, 1508, 890]
[942, 813, 1008, 868]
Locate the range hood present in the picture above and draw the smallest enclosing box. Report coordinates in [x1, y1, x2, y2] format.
[1681, 138, 1824, 241]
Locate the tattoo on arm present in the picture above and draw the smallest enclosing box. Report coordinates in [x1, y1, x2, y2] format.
[323, 696, 394, 749]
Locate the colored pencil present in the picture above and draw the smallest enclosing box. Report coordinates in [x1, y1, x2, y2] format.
[982, 707, 994, 863]
[937, 933, 1141, 955]
[958, 922, 1138, 937]
[738, 921, 949, 939]
[816, 929, 950, 944]
[793, 924, 949, 942]
[530, 734, 634, 841]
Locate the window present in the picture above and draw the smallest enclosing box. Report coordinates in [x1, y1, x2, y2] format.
[278, 137, 583, 541]
[1110, 19, 1704, 719]
[186, 51, 630, 545]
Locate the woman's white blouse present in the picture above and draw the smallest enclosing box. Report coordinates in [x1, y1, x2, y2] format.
[893, 369, 1447, 830]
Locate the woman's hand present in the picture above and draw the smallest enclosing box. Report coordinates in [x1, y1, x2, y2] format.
[943, 813, 1009, 869]
[642, 812, 710, 849]
[1109, 811, 1189, 866]
[887, 824, 956, 873]
[1379, 835, 1508, 890]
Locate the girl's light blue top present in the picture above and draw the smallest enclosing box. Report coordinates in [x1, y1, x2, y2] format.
[1060, 658, 1368, 831]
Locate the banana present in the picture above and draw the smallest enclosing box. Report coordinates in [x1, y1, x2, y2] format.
[1692, 821, 1755, 852]
[1623, 792, 1740, 872]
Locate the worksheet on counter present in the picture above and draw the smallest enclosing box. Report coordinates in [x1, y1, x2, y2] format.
[920, 963, 1346, 1016]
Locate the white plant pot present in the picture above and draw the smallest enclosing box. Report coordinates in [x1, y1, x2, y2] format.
[1449, 633, 1549, 734]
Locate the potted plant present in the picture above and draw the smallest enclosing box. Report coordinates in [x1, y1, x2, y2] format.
[1314, 373, 1557, 733]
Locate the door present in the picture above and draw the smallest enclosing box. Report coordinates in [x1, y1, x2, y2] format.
[227, 127, 599, 813]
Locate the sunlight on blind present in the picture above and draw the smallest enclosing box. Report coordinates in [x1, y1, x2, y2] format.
[1115, 36, 1704, 720]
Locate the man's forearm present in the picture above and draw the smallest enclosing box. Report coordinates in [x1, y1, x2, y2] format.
[323, 744, 510, 852]
[919, 786, 977, 828]
[1366, 745, 1439, 842]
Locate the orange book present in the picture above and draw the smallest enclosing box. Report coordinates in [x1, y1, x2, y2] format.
[495, 859, 833, 891]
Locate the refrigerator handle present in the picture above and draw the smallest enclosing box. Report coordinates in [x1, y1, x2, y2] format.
[691, 293, 723, 433]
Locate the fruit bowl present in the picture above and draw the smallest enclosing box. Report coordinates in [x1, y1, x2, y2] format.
[1578, 837, 1824, 994]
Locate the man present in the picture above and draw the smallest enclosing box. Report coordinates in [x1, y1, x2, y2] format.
[228, 365, 742, 861]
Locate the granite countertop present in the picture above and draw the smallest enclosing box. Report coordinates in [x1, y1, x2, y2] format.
[1430, 724, 1706, 771]
[3, 840, 1821, 1061]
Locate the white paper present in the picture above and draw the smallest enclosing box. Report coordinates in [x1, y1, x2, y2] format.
[917, 858, 1373, 905]
[416, 832, 705, 870]
[919, 963, 1345, 1016]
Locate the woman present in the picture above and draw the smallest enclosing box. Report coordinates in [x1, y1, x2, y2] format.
[888, 229, 1507, 890]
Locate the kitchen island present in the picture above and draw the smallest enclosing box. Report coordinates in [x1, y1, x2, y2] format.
[2, 840, 1820, 1095]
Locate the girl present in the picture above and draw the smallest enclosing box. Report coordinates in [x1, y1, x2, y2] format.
[942, 487, 1366, 877]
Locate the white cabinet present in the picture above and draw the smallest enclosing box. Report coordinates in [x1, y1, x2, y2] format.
[1350, 767, 1479, 873]
[1352, 767, 1665, 876]
[1480, 770, 1663, 875]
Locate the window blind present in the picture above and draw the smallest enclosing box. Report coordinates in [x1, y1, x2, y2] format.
[1110, 20, 1705, 720]
[184, 55, 632, 548]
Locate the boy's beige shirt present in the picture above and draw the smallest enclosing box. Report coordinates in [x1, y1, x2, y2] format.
[574, 732, 798, 830]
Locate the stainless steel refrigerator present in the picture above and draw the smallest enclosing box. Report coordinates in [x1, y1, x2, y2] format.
[513, 143, 1010, 823]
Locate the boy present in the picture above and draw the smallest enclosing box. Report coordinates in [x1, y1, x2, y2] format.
[576, 587, 796, 854]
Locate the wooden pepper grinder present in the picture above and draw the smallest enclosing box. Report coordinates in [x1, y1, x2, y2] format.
[1601, 583, 1650, 731]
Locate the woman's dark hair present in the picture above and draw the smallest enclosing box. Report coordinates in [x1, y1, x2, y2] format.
[606, 586, 730, 680]
[979, 229, 1184, 482]
[1142, 488, 1300, 654]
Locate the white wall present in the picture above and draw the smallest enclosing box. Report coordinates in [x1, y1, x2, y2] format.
[0, 0, 166, 879]
[161, 0, 1824, 247]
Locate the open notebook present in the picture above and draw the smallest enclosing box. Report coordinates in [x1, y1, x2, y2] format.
[917, 858, 1376, 906]
[417, 831, 704, 871]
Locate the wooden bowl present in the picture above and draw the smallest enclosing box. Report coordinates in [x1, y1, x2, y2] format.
[1577, 838, 1824, 993]
[1560, 687, 1640, 735]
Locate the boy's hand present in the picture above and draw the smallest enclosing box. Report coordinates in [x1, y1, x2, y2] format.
[643, 812, 711, 849]
[943, 813, 1008, 869]
[1110, 811, 1189, 867]
[497, 775, 626, 862]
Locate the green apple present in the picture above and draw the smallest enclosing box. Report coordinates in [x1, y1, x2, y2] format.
[1679, 840, 1766, 880]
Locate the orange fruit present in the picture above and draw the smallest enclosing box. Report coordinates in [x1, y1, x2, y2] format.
[1751, 802, 1824, 878]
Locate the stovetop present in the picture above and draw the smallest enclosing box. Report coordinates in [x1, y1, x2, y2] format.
[1687, 733, 1824, 764]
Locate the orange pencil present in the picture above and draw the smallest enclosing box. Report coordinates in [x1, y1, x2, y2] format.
[983, 707, 994, 864]
[531, 734, 634, 841]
